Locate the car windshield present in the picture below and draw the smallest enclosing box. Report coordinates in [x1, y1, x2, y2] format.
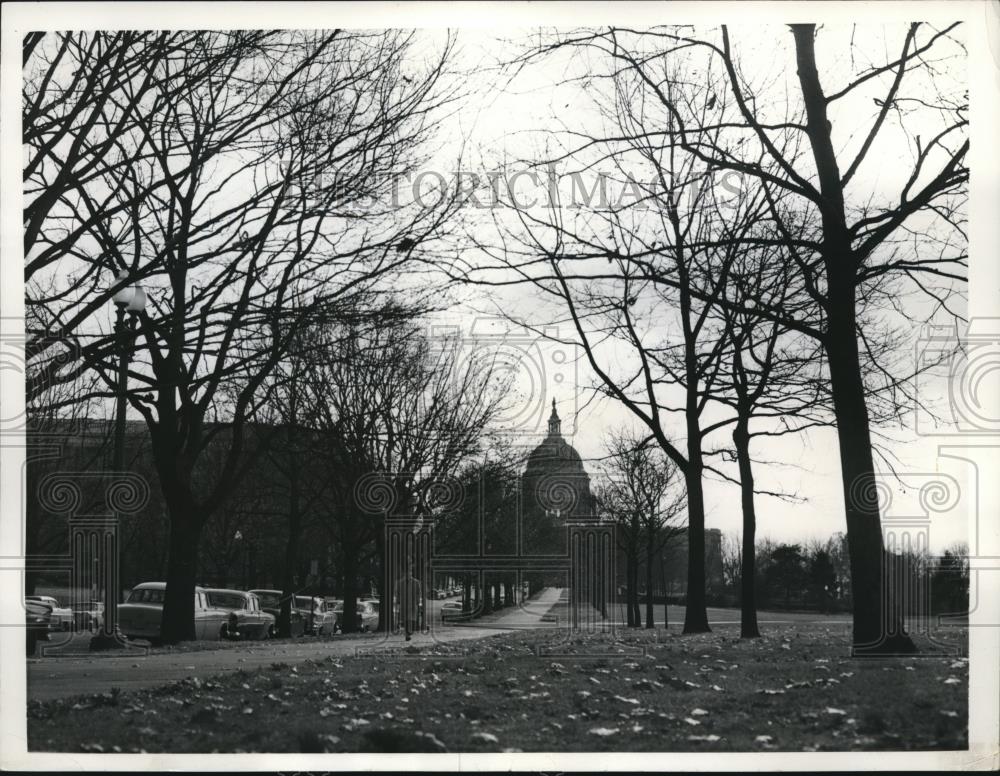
[294, 596, 318, 609]
[208, 592, 245, 610]
[126, 588, 165, 604]
[254, 592, 281, 608]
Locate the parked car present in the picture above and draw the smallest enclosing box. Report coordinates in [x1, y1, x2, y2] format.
[25, 598, 52, 654]
[118, 582, 230, 643]
[333, 600, 379, 632]
[249, 589, 309, 636]
[25, 595, 73, 631]
[441, 601, 464, 622]
[293, 595, 336, 635]
[70, 600, 104, 632]
[204, 589, 276, 640]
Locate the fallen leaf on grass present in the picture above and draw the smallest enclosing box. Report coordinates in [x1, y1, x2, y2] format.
[471, 732, 499, 744]
[755, 735, 774, 744]
[613, 695, 640, 705]
[683, 717, 701, 726]
[589, 727, 619, 737]
[943, 677, 962, 685]
[825, 707, 847, 715]
[940, 710, 959, 718]
[687, 734, 720, 742]
[241, 707, 253, 715]
[690, 708, 709, 716]
[758, 689, 785, 695]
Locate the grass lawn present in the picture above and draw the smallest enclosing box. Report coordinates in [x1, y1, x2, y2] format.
[27, 623, 968, 753]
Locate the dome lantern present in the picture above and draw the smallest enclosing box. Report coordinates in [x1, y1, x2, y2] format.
[547, 398, 561, 437]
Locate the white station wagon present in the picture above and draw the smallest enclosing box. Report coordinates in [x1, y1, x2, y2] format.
[118, 582, 230, 643]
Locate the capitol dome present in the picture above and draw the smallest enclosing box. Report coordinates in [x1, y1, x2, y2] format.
[520, 401, 596, 557]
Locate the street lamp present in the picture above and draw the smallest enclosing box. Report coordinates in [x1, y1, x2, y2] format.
[234, 530, 244, 589]
[92, 271, 145, 649]
[111, 271, 147, 472]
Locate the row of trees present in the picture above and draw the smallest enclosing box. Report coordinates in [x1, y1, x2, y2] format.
[454, 23, 967, 652]
[721, 535, 970, 617]
[24, 25, 969, 652]
[23, 30, 504, 641]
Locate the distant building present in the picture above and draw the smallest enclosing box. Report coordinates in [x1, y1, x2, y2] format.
[520, 401, 596, 558]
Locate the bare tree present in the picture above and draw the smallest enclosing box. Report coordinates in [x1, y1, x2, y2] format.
[599, 429, 686, 629]
[24, 31, 462, 642]
[452, 40, 788, 634]
[474, 23, 966, 652]
[295, 316, 508, 632]
[615, 24, 964, 653]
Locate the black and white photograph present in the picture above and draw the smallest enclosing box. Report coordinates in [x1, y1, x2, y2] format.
[1, 1, 998, 771]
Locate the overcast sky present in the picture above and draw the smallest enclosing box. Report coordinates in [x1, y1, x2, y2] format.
[414, 25, 971, 553]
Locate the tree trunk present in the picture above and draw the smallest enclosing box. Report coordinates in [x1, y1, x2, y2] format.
[791, 23, 915, 655]
[733, 415, 761, 639]
[483, 579, 493, 614]
[374, 528, 388, 632]
[627, 549, 641, 627]
[160, 511, 201, 643]
[624, 547, 634, 626]
[682, 462, 710, 633]
[645, 534, 654, 629]
[277, 495, 301, 638]
[660, 550, 668, 628]
[341, 548, 359, 633]
[826, 299, 915, 654]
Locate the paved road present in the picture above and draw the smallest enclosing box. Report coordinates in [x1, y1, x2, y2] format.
[25, 587, 568, 702]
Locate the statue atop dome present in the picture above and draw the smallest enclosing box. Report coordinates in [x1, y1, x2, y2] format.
[547, 398, 561, 437]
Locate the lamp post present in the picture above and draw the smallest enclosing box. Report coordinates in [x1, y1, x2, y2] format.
[91, 271, 146, 650]
[111, 270, 147, 472]
[234, 530, 244, 589]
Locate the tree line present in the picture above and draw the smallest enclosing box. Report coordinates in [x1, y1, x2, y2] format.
[24, 25, 968, 652]
[453, 23, 966, 653]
